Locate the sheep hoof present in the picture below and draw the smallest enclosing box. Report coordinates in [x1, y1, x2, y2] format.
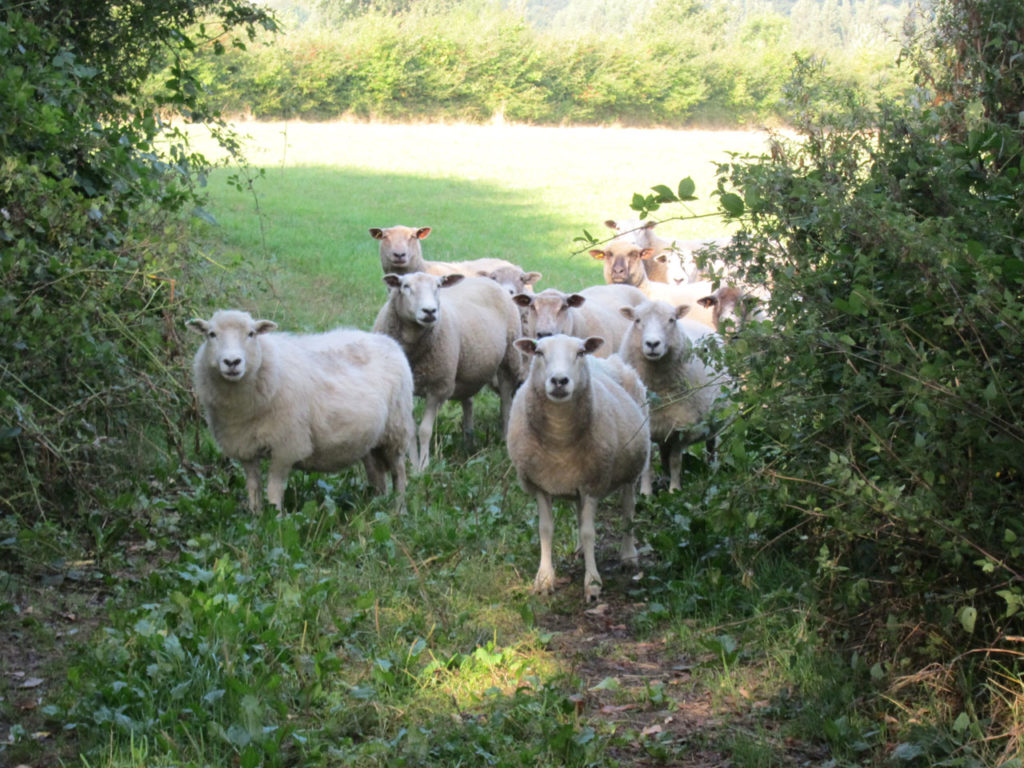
[533, 569, 556, 595]
[584, 575, 602, 603]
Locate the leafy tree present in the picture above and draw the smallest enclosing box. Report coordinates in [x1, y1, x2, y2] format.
[0, 2, 276, 522]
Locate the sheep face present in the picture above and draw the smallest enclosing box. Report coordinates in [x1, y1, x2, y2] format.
[516, 334, 604, 402]
[513, 289, 586, 339]
[620, 301, 692, 362]
[590, 242, 654, 286]
[480, 266, 542, 296]
[370, 225, 431, 273]
[187, 310, 278, 382]
[383, 272, 463, 327]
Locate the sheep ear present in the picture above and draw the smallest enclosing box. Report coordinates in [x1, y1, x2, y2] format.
[582, 336, 605, 355]
[524, 271, 542, 286]
[369, 228, 384, 240]
[566, 294, 586, 309]
[639, 248, 656, 260]
[254, 320, 278, 334]
[512, 293, 534, 308]
[589, 249, 607, 261]
[654, 253, 669, 264]
[675, 305, 692, 320]
[415, 227, 431, 239]
[440, 273, 464, 288]
[514, 338, 538, 355]
[383, 274, 402, 290]
[186, 318, 209, 335]
[619, 307, 636, 321]
[696, 295, 718, 309]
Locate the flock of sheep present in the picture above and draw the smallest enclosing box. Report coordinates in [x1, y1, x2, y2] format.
[187, 220, 764, 601]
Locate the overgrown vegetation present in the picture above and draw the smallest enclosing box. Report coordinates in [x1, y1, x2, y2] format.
[2, 0, 1023, 765]
[191, 0, 912, 125]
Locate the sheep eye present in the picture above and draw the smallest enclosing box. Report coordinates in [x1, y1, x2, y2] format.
[247, 330, 256, 338]
[207, 331, 217, 339]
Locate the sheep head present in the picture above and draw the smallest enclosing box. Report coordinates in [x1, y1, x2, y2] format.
[620, 301, 691, 362]
[590, 242, 655, 287]
[516, 334, 604, 402]
[383, 272, 464, 327]
[187, 310, 277, 382]
[370, 225, 431, 273]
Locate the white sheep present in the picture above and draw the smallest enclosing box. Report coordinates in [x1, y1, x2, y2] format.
[695, 284, 771, 335]
[511, 284, 645, 358]
[369, 225, 517, 277]
[506, 334, 650, 602]
[589, 241, 719, 329]
[605, 219, 730, 284]
[477, 265, 543, 296]
[187, 310, 415, 512]
[372, 272, 522, 470]
[618, 300, 732, 495]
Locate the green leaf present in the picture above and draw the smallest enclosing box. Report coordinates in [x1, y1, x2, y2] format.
[719, 192, 744, 217]
[678, 177, 696, 199]
[651, 184, 677, 202]
[958, 605, 977, 634]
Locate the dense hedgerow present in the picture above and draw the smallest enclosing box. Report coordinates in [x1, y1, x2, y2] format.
[0, 3, 275, 524]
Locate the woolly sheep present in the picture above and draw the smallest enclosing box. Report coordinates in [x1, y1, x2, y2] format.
[618, 300, 732, 494]
[477, 265, 543, 296]
[605, 219, 730, 285]
[369, 225, 517, 277]
[506, 334, 650, 602]
[187, 310, 415, 512]
[511, 284, 645, 358]
[589, 242, 719, 329]
[372, 272, 522, 470]
[696, 284, 771, 335]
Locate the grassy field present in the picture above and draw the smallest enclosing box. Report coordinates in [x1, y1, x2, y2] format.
[190, 120, 771, 330]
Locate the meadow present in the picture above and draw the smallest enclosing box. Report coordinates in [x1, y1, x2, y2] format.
[191, 120, 770, 329]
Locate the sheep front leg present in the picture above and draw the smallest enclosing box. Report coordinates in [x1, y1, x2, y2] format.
[579, 495, 602, 602]
[417, 394, 445, 471]
[640, 455, 654, 496]
[242, 459, 263, 513]
[265, 458, 294, 511]
[533, 492, 556, 594]
[665, 435, 684, 492]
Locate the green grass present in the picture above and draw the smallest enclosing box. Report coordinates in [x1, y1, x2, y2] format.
[188, 120, 769, 329]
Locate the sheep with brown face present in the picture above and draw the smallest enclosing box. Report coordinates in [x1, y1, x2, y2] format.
[590, 241, 719, 329]
[187, 310, 415, 511]
[696, 284, 771, 335]
[618, 300, 732, 494]
[372, 272, 522, 470]
[506, 334, 650, 602]
[511, 284, 645, 358]
[369, 225, 519, 277]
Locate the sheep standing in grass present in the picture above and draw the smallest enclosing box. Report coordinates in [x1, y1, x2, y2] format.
[618, 300, 732, 495]
[369, 225, 517, 277]
[187, 310, 415, 512]
[512, 284, 645, 358]
[589, 241, 719, 329]
[507, 334, 650, 602]
[372, 272, 522, 470]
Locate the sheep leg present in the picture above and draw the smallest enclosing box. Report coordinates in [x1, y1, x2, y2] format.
[417, 394, 445, 471]
[242, 459, 263, 513]
[619, 483, 639, 567]
[665, 436, 683, 492]
[363, 452, 387, 495]
[579, 495, 602, 602]
[265, 458, 293, 511]
[640, 451, 654, 496]
[533, 492, 556, 595]
[460, 398, 475, 452]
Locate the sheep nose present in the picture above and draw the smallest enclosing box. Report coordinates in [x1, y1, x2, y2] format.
[224, 357, 242, 368]
[549, 375, 569, 388]
[644, 340, 661, 353]
[421, 308, 437, 321]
